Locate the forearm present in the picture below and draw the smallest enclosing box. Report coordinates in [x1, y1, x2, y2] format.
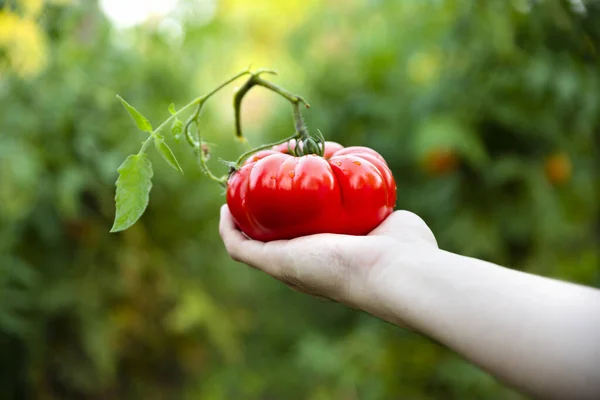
[365, 248, 600, 400]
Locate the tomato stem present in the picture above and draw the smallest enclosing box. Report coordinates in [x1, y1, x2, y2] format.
[230, 70, 329, 164]
[176, 69, 254, 187]
[195, 140, 227, 188]
[234, 72, 310, 140]
[234, 133, 298, 166]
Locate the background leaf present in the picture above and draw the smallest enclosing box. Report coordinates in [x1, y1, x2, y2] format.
[110, 154, 153, 232]
[117, 95, 153, 133]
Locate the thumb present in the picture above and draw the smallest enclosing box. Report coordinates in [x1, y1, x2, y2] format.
[369, 210, 438, 247]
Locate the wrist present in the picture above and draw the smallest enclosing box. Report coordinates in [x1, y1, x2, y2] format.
[360, 243, 448, 329]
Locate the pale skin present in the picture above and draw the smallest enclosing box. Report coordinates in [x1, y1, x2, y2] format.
[219, 205, 600, 400]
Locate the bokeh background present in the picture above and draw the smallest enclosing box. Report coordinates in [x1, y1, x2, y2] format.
[1, 0, 598, 398]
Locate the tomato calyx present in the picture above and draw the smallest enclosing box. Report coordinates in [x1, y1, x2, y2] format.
[294, 129, 326, 157]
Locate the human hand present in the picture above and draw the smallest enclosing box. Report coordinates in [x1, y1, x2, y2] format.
[219, 205, 438, 317]
[220, 205, 600, 400]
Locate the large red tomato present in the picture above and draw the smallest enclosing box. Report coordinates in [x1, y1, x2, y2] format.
[226, 140, 396, 241]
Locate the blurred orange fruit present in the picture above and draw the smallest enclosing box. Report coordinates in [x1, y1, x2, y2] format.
[422, 148, 459, 175]
[545, 152, 572, 185]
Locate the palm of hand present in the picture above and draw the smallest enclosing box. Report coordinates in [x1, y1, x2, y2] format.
[219, 206, 437, 307]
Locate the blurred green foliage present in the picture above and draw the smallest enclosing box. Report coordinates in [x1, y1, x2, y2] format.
[0, 0, 598, 399]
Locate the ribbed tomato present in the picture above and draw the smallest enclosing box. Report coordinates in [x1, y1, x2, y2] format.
[226, 140, 396, 241]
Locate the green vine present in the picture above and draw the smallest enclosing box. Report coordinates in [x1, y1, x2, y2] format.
[111, 67, 325, 232]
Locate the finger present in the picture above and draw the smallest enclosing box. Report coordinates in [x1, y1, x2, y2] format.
[218, 205, 292, 277]
[370, 210, 438, 247]
[219, 205, 266, 265]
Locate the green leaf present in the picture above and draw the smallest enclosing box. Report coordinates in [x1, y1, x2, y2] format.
[171, 119, 183, 141]
[110, 154, 153, 232]
[168, 103, 176, 115]
[116, 95, 153, 133]
[155, 137, 184, 174]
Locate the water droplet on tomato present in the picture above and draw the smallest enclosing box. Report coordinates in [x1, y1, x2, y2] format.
[353, 160, 361, 166]
[288, 171, 295, 178]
